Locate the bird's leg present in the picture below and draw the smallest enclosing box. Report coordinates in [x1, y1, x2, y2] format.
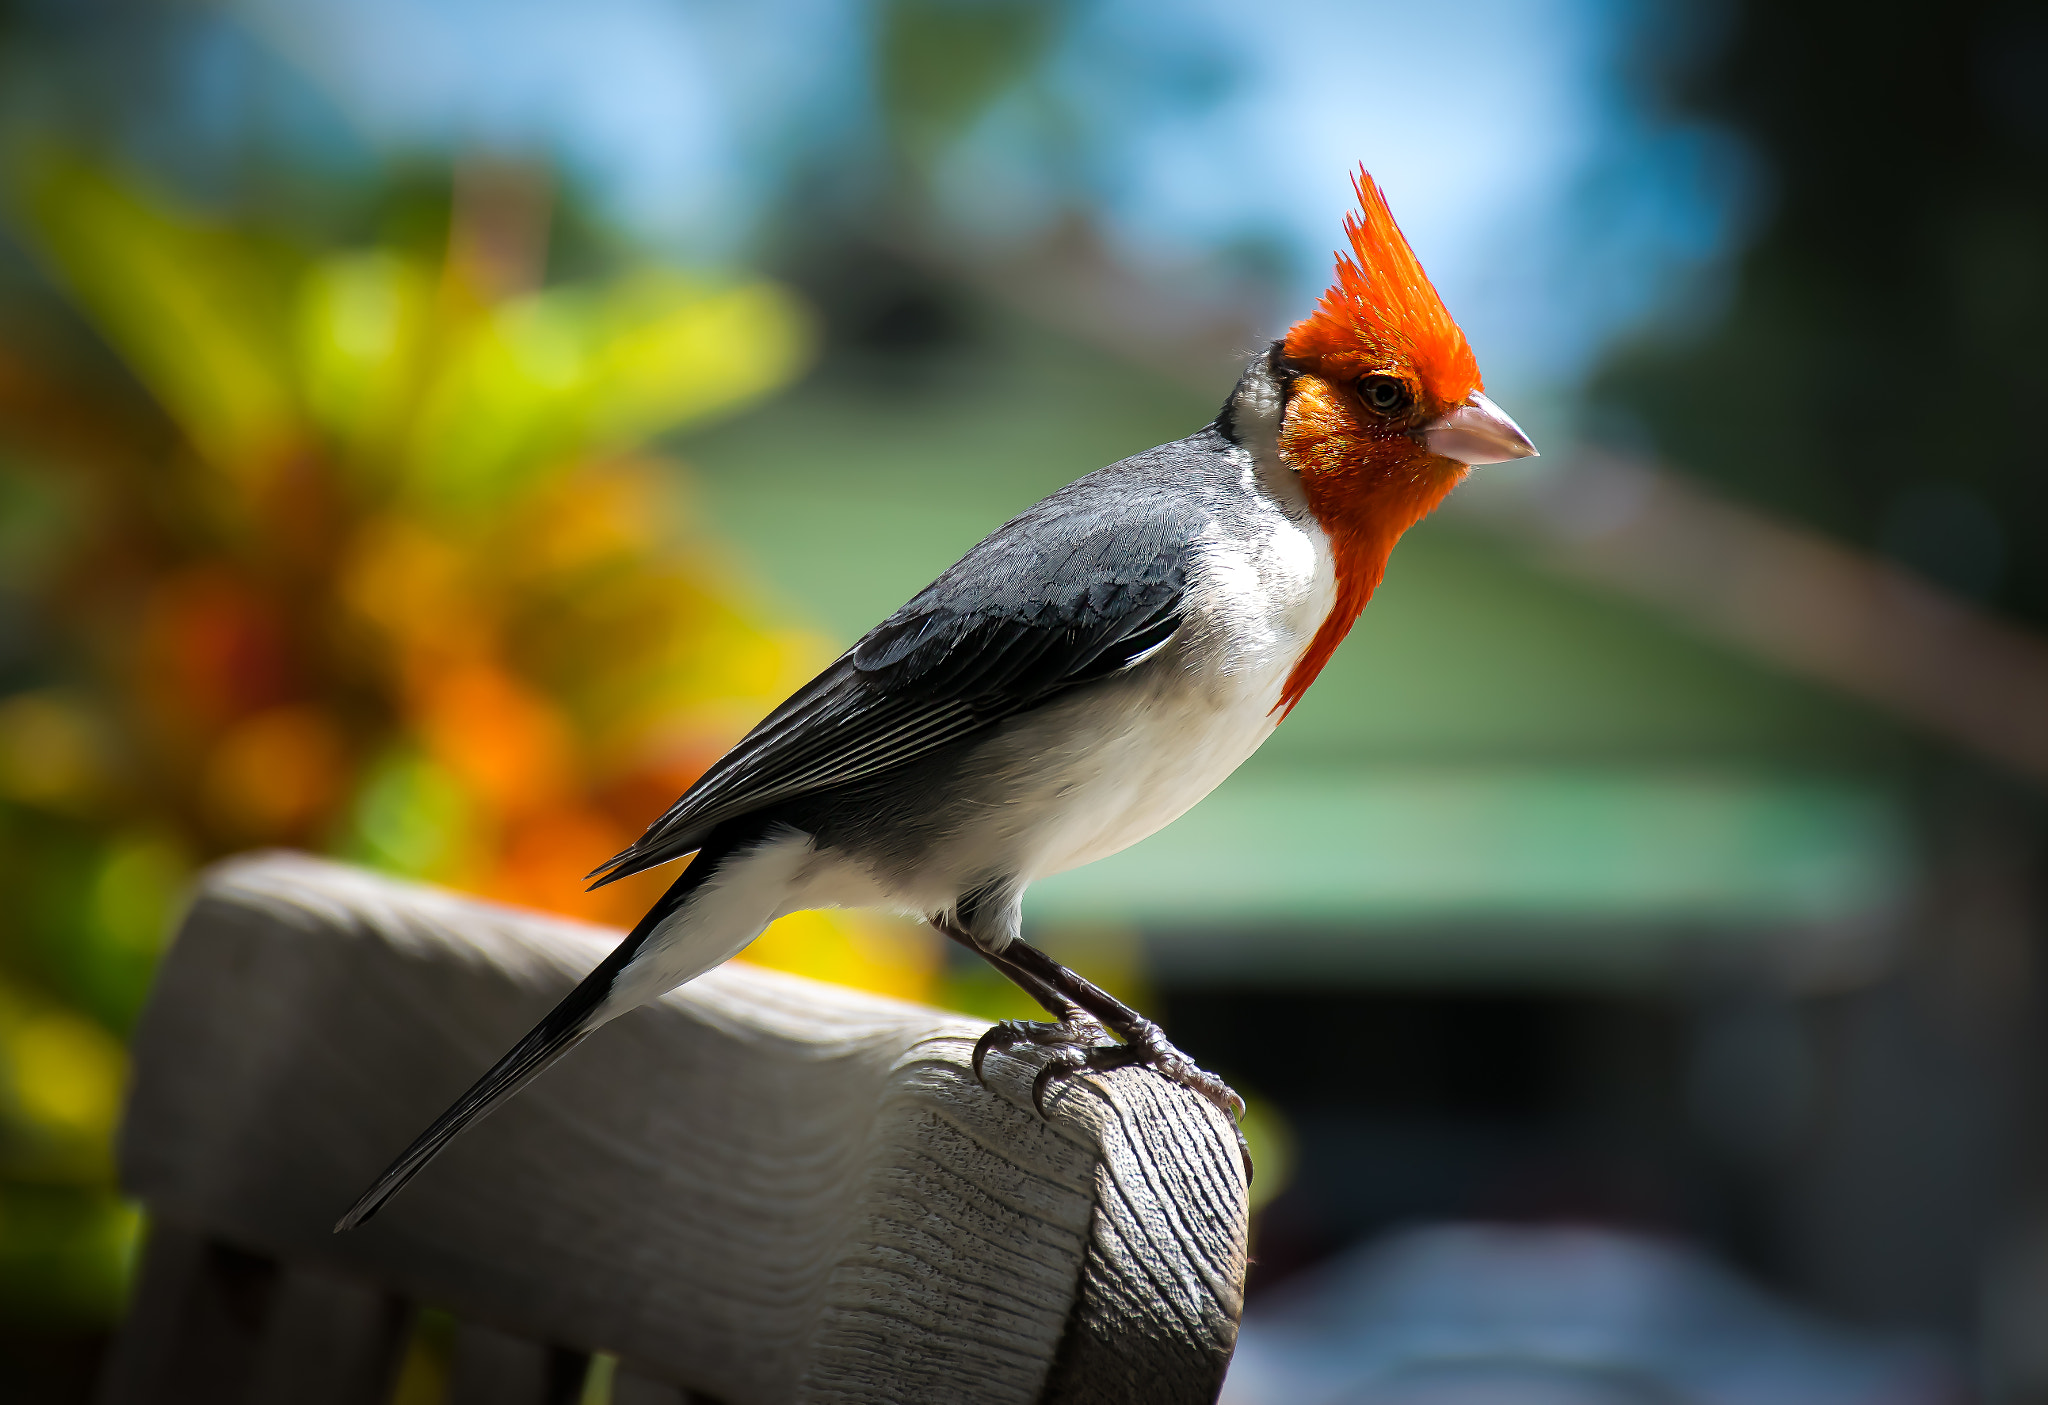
[932, 919, 1109, 1103]
[996, 937, 1247, 1129]
[939, 925, 1252, 1178]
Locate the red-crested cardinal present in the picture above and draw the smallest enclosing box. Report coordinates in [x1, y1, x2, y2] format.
[338, 168, 1535, 1230]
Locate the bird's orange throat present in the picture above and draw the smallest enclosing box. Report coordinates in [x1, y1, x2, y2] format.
[1272, 373, 1468, 718]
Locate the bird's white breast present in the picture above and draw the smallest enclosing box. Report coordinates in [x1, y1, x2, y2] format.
[969, 449, 1337, 885]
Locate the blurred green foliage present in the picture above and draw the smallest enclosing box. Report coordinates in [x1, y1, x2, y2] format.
[0, 151, 954, 1327]
[877, 0, 1066, 176]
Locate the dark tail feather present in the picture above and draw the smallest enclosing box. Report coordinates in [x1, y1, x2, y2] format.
[333, 1004, 595, 1231]
[334, 835, 742, 1232]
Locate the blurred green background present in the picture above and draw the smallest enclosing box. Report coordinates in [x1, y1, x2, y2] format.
[0, 0, 2044, 1400]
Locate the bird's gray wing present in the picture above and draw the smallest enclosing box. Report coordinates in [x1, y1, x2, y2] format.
[587, 477, 1202, 887]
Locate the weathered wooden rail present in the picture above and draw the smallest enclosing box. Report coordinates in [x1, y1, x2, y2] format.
[98, 853, 1249, 1404]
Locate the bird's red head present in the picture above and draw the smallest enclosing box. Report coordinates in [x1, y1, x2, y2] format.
[1283, 168, 1481, 413]
[1271, 167, 1535, 716]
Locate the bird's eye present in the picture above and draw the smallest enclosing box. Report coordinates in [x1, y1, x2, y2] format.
[1358, 376, 1413, 416]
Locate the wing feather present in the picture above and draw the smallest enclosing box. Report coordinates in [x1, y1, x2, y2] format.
[587, 456, 1213, 888]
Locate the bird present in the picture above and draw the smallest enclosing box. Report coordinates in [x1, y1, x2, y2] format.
[336, 167, 1535, 1232]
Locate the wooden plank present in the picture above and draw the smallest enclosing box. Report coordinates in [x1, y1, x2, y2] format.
[244, 1264, 411, 1405]
[611, 1362, 699, 1404]
[116, 852, 1248, 1405]
[95, 1222, 279, 1405]
[448, 1322, 588, 1405]
[1034, 1070, 1246, 1404]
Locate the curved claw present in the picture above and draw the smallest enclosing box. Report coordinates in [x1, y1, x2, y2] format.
[1030, 1057, 1066, 1115]
[971, 1023, 1007, 1081]
[1184, 1068, 1246, 1122]
[973, 1014, 1111, 1090]
[1029, 1047, 1094, 1115]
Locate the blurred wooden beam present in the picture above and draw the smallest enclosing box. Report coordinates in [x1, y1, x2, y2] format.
[1450, 451, 2048, 783]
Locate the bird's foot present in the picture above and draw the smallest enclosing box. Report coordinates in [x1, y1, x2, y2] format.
[1075, 1024, 1254, 1182]
[973, 1012, 1112, 1112]
[953, 933, 1253, 1181]
[1074, 1017, 1246, 1123]
[979, 1012, 1254, 1181]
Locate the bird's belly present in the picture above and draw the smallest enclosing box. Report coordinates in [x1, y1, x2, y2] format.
[1015, 522, 1331, 879]
[1025, 695, 1277, 879]
[952, 641, 1288, 885]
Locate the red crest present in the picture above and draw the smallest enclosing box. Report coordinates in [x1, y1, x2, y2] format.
[1283, 169, 1480, 411]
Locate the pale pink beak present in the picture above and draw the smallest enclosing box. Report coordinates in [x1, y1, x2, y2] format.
[1423, 391, 1538, 465]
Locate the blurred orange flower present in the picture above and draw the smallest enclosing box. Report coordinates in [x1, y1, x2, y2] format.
[0, 157, 949, 1320]
[200, 704, 348, 841]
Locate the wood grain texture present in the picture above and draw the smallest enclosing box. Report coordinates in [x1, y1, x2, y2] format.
[117, 852, 1247, 1404]
[1034, 1071, 1247, 1405]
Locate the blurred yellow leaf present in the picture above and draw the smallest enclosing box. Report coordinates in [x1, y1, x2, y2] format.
[295, 250, 434, 471]
[9, 1012, 124, 1142]
[88, 836, 191, 964]
[741, 909, 941, 1004]
[401, 272, 813, 510]
[1237, 1092, 1296, 1213]
[585, 272, 813, 447]
[17, 155, 302, 481]
[0, 983, 128, 1184]
[0, 691, 105, 814]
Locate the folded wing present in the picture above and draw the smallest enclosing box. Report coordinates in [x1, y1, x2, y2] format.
[587, 491, 1199, 888]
